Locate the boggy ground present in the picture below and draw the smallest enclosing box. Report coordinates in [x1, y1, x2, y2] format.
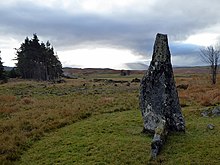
[0, 71, 220, 164]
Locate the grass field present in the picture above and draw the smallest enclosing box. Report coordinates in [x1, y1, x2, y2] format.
[0, 70, 220, 164]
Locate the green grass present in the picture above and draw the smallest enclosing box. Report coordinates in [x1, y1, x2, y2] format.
[155, 110, 220, 164]
[19, 110, 151, 165]
[19, 109, 220, 165]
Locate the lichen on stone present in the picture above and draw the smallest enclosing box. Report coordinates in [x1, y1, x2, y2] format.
[140, 33, 185, 159]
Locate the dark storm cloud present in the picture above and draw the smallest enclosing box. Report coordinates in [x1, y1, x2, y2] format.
[1, 0, 220, 65]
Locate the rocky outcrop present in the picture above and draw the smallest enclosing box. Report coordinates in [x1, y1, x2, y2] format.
[140, 33, 185, 159]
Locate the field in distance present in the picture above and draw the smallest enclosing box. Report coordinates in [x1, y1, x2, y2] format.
[63, 66, 210, 77]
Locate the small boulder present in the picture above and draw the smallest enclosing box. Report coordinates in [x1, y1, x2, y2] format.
[201, 110, 211, 117]
[212, 106, 220, 116]
[207, 124, 215, 130]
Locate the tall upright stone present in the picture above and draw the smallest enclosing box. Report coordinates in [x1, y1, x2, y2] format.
[140, 33, 185, 158]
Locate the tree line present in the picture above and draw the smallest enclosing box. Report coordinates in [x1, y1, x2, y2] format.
[0, 34, 63, 82]
[0, 51, 6, 81]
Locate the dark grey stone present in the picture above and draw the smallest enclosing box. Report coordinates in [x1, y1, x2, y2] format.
[212, 106, 220, 116]
[207, 124, 215, 130]
[201, 110, 211, 117]
[140, 33, 185, 159]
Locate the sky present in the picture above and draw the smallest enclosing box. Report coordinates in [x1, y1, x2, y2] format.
[1, 0, 220, 69]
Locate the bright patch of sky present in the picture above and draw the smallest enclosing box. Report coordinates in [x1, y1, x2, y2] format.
[184, 33, 219, 46]
[59, 47, 144, 69]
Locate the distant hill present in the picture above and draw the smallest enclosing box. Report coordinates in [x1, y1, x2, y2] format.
[63, 66, 211, 77]
[174, 66, 210, 74]
[125, 63, 148, 70]
[4, 66, 13, 71]
[63, 68, 119, 75]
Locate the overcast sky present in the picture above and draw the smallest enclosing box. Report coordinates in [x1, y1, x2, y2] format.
[1, 0, 220, 69]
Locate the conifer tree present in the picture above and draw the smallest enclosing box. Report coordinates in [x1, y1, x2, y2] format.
[0, 51, 4, 80]
[0, 51, 7, 82]
[16, 34, 63, 81]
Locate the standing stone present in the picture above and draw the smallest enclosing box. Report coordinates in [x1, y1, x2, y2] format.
[140, 33, 185, 158]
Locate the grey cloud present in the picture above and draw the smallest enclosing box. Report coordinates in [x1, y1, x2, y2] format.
[1, 0, 220, 66]
[170, 43, 201, 55]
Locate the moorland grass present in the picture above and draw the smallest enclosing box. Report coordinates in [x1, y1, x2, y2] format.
[0, 73, 220, 164]
[0, 77, 139, 164]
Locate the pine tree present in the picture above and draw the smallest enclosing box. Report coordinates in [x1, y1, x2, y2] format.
[0, 51, 4, 80]
[8, 68, 20, 78]
[16, 34, 63, 81]
[0, 51, 7, 82]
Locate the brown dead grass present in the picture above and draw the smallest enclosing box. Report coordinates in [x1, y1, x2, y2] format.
[176, 74, 220, 107]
